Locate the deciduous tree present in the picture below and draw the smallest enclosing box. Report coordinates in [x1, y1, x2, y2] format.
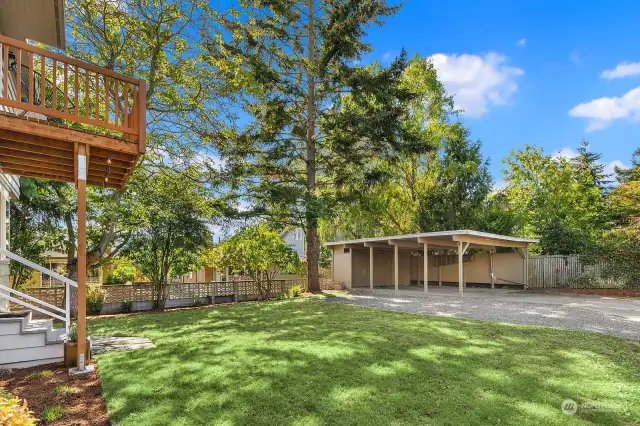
[207, 225, 301, 300]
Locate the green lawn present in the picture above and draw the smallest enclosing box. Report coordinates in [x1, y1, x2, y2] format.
[89, 298, 640, 426]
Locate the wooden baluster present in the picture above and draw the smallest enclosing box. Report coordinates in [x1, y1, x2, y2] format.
[51, 59, 58, 111]
[114, 79, 119, 126]
[52, 59, 57, 111]
[104, 76, 109, 124]
[16, 48, 21, 103]
[84, 69, 89, 117]
[2, 44, 7, 98]
[123, 82, 128, 128]
[63, 63, 68, 113]
[40, 55, 45, 109]
[74, 65, 79, 115]
[95, 73, 99, 120]
[28, 52, 33, 106]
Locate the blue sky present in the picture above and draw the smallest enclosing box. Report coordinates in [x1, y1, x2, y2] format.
[364, 0, 640, 183]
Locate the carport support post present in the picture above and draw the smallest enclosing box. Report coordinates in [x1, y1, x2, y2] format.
[394, 244, 399, 295]
[490, 251, 495, 289]
[423, 243, 428, 294]
[457, 241, 469, 296]
[369, 246, 374, 292]
[523, 247, 529, 290]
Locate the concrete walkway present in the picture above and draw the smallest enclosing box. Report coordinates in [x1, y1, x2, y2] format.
[326, 286, 640, 340]
[90, 336, 155, 355]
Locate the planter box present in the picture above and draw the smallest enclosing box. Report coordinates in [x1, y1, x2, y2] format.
[64, 340, 92, 368]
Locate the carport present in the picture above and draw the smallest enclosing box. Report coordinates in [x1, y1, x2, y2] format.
[324, 230, 539, 295]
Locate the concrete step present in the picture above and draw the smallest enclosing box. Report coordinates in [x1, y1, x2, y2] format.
[0, 356, 64, 369]
[0, 342, 64, 366]
[0, 331, 46, 350]
[0, 312, 65, 368]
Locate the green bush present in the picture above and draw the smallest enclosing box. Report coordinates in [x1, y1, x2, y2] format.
[103, 259, 137, 285]
[289, 285, 302, 298]
[67, 323, 78, 343]
[86, 285, 105, 315]
[276, 293, 288, 301]
[120, 300, 133, 313]
[40, 405, 64, 423]
[0, 389, 37, 425]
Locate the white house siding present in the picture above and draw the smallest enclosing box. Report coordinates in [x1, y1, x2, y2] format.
[281, 228, 305, 259]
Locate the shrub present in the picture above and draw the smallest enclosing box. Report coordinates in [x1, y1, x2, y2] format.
[55, 385, 81, 396]
[103, 259, 137, 285]
[192, 298, 203, 307]
[276, 293, 288, 301]
[120, 300, 133, 313]
[25, 370, 54, 380]
[86, 285, 105, 315]
[0, 389, 37, 425]
[289, 285, 302, 298]
[67, 323, 78, 343]
[40, 405, 64, 423]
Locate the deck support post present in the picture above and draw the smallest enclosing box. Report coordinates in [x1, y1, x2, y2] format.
[76, 144, 87, 371]
[369, 246, 374, 292]
[394, 244, 399, 295]
[423, 243, 428, 294]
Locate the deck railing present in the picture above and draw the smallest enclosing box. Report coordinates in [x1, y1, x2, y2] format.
[0, 34, 145, 149]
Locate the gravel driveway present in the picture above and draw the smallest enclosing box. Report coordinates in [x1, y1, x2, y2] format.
[325, 287, 640, 340]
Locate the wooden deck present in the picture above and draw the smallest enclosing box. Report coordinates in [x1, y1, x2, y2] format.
[0, 34, 145, 189]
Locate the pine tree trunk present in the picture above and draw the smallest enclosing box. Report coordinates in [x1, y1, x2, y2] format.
[305, 0, 320, 292]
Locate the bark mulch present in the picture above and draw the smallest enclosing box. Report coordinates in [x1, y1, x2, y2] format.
[0, 362, 109, 425]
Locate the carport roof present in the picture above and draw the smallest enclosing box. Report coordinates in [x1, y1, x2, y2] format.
[324, 230, 539, 250]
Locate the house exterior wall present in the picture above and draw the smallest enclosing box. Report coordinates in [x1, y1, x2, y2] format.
[429, 252, 524, 284]
[333, 248, 525, 288]
[332, 248, 352, 288]
[282, 228, 305, 259]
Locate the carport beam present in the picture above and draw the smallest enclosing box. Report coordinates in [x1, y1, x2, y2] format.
[369, 246, 374, 292]
[394, 244, 399, 295]
[423, 243, 428, 293]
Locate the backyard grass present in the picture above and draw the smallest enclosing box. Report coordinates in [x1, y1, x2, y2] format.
[89, 299, 640, 426]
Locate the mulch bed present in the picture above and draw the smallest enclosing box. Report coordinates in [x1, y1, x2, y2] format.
[534, 288, 640, 298]
[0, 362, 110, 425]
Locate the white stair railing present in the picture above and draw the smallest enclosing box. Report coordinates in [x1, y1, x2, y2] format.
[0, 248, 77, 336]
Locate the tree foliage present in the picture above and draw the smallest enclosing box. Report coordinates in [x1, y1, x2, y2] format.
[501, 144, 607, 254]
[207, 225, 301, 300]
[126, 169, 214, 309]
[207, 0, 422, 290]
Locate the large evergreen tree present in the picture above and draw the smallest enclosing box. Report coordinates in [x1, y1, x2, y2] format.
[206, 1, 423, 290]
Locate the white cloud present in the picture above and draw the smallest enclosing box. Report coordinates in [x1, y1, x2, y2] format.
[552, 147, 579, 160]
[429, 52, 524, 118]
[516, 38, 527, 47]
[603, 160, 629, 177]
[570, 50, 582, 66]
[382, 51, 395, 63]
[568, 86, 640, 131]
[601, 61, 640, 80]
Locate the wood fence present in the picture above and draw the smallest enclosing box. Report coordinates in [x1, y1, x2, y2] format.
[528, 255, 630, 289]
[19, 278, 340, 309]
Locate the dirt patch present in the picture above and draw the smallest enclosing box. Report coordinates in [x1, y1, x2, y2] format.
[534, 288, 640, 298]
[0, 362, 109, 425]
